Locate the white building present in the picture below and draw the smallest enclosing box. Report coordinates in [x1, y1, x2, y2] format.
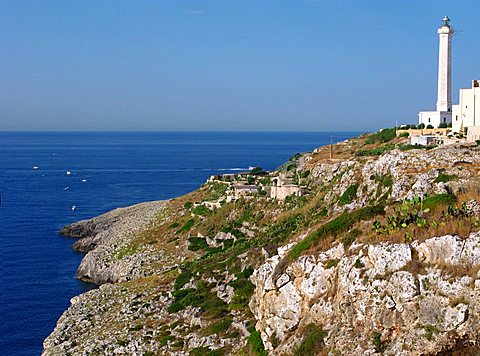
[452, 80, 480, 133]
[418, 16, 454, 128]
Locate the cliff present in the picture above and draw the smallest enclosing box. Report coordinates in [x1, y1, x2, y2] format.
[43, 131, 480, 355]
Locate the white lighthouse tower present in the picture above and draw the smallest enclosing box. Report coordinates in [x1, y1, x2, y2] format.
[419, 16, 454, 128]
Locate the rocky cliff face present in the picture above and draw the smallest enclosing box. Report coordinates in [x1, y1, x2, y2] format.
[43, 135, 480, 355]
[250, 232, 480, 355]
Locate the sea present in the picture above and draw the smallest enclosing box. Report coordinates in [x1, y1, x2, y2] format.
[0, 131, 359, 355]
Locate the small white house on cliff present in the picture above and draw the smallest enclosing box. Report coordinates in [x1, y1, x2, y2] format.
[452, 80, 480, 134]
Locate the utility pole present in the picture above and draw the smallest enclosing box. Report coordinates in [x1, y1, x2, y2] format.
[330, 135, 333, 159]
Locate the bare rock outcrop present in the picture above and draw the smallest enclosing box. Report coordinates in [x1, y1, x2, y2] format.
[61, 201, 168, 284]
[250, 231, 480, 355]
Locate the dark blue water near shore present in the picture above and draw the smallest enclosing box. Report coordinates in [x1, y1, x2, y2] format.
[0, 131, 359, 355]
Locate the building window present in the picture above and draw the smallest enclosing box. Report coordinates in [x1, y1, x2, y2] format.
[428, 118, 431, 123]
[443, 117, 446, 122]
[456, 116, 458, 121]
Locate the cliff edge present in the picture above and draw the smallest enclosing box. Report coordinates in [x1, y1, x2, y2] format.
[44, 131, 480, 355]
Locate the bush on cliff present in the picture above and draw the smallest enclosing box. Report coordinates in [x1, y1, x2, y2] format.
[295, 323, 327, 356]
[288, 204, 385, 260]
[338, 184, 358, 206]
[365, 128, 396, 144]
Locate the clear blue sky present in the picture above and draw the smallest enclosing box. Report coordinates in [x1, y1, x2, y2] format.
[1, 0, 479, 131]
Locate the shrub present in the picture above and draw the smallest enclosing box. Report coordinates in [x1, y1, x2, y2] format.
[426, 124, 434, 129]
[365, 128, 396, 144]
[228, 268, 255, 310]
[246, 328, 267, 356]
[372, 331, 386, 353]
[250, 167, 267, 175]
[355, 143, 395, 157]
[434, 173, 457, 183]
[208, 318, 233, 335]
[184, 202, 193, 209]
[341, 228, 361, 248]
[295, 324, 327, 356]
[192, 204, 210, 216]
[399, 132, 410, 138]
[177, 219, 195, 233]
[422, 194, 456, 211]
[439, 122, 448, 128]
[187, 237, 209, 251]
[418, 123, 425, 129]
[339, 184, 358, 206]
[174, 270, 193, 290]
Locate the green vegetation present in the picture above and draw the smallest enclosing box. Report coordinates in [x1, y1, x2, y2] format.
[422, 324, 440, 341]
[277, 153, 301, 172]
[249, 167, 268, 175]
[398, 144, 437, 151]
[192, 204, 211, 216]
[177, 219, 195, 233]
[372, 331, 386, 353]
[114, 242, 139, 260]
[339, 184, 358, 206]
[289, 204, 385, 260]
[341, 228, 361, 248]
[228, 268, 255, 310]
[245, 328, 267, 356]
[355, 143, 395, 157]
[168, 222, 180, 229]
[325, 258, 340, 268]
[422, 193, 456, 211]
[187, 237, 209, 251]
[167, 281, 228, 318]
[294, 323, 327, 356]
[174, 271, 193, 290]
[365, 128, 396, 144]
[434, 173, 457, 183]
[208, 318, 233, 335]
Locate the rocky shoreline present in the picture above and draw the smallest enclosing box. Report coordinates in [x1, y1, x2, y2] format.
[61, 200, 168, 284]
[43, 134, 480, 355]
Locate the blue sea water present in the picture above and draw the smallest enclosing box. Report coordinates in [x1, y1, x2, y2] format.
[0, 131, 359, 355]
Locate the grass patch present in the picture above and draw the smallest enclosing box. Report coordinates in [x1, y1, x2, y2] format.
[365, 128, 396, 144]
[339, 184, 358, 206]
[188, 237, 209, 251]
[372, 331, 386, 353]
[174, 270, 193, 290]
[245, 328, 267, 356]
[177, 219, 195, 234]
[168, 282, 228, 318]
[228, 269, 255, 311]
[114, 242, 138, 260]
[434, 173, 457, 183]
[355, 143, 395, 157]
[288, 204, 385, 260]
[192, 204, 211, 216]
[295, 323, 327, 356]
[208, 318, 233, 335]
[422, 194, 457, 211]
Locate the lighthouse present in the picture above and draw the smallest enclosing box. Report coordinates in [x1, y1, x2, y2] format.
[418, 16, 454, 128]
[436, 16, 454, 113]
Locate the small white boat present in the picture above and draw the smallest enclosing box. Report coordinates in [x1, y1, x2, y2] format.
[64, 186, 70, 191]
[33, 166, 39, 170]
[71, 205, 76, 211]
[66, 171, 72, 175]
[81, 179, 87, 183]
